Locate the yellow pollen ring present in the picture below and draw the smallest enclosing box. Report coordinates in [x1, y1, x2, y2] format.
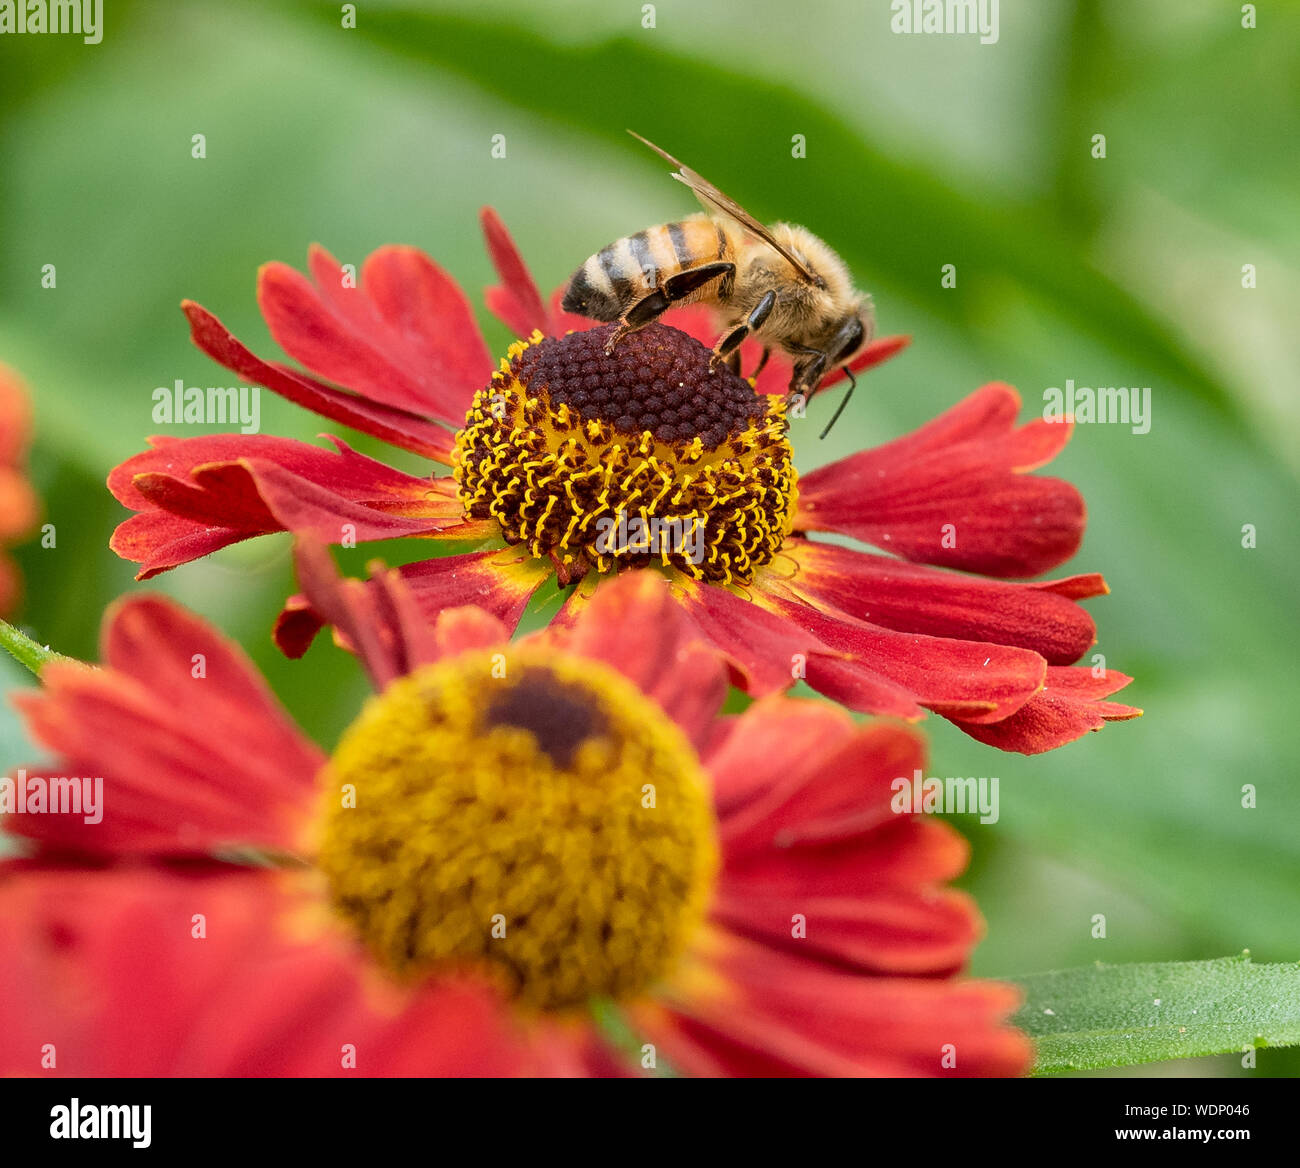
[316, 647, 718, 1012]
[453, 332, 798, 587]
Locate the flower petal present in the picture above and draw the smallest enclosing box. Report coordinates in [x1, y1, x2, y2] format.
[183, 300, 456, 461]
[705, 695, 857, 820]
[708, 708, 979, 975]
[0, 865, 550, 1076]
[641, 931, 1031, 1077]
[0, 465, 39, 541]
[797, 382, 1085, 577]
[777, 538, 1102, 665]
[8, 596, 322, 857]
[0, 362, 33, 465]
[286, 539, 514, 689]
[108, 434, 462, 580]
[955, 664, 1142, 754]
[481, 208, 550, 338]
[754, 585, 1047, 724]
[552, 572, 728, 751]
[668, 574, 927, 720]
[258, 245, 491, 427]
[274, 547, 548, 661]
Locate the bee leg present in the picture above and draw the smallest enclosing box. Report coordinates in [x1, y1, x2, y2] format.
[724, 350, 743, 375]
[786, 350, 829, 404]
[708, 289, 777, 372]
[604, 261, 734, 355]
[604, 289, 671, 354]
[751, 347, 772, 380]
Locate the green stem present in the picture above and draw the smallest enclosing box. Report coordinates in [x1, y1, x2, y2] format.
[589, 998, 679, 1078]
[0, 619, 82, 676]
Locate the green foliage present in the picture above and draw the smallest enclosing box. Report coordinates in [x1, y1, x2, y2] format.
[1016, 955, 1300, 1073]
[0, 619, 80, 676]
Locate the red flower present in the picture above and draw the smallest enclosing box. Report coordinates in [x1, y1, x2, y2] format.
[106, 211, 1139, 754]
[0, 557, 1029, 1077]
[0, 365, 39, 616]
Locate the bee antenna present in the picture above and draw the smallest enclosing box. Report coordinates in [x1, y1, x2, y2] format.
[819, 368, 857, 440]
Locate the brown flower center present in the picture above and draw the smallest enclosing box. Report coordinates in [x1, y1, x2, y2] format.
[453, 323, 797, 586]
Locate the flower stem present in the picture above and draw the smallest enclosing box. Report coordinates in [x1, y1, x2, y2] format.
[0, 619, 82, 676]
[589, 998, 679, 1078]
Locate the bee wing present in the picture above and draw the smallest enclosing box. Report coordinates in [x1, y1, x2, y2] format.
[627, 130, 820, 285]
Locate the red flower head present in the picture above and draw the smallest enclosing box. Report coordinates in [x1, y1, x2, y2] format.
[107, 211, 1139, 754]
[1, 556, 1029, 1077]
[0, 365, 39, 616]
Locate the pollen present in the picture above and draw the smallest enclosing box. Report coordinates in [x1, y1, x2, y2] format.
[316, 646, 717, 1011]
[453, 323, 797, 586]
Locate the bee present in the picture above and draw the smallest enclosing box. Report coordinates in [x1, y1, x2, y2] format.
[562, 130, 876, 438]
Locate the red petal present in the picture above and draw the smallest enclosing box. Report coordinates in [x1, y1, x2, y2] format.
[183, 301, 456, 461]
[642, 932, 1031, 1077]
[0, 364, 32, 463]
[664, 574, 825, 695]
[275, 547, 548, 661]
[108, 434, 462, 580]
[0, 866, 551, 1076]
[109, 512, 253, 580]
[289, 540, 436, 689]
[705, 696, 854, 820]
[797, 382, 1085, 577]
[707, 711, 979, 975]
[956, 664, 1142, 754]
[669, 574, 927, 720]
[552, 573, 728, 751]
[0, 465, 39, 541]
[481, 207, 550, 338]
[8, 596, 322, 857]
[0, 366, 37, 558]
[258, 245, 491, 427]
[755, 586, 1047, 724]
[715, 710, 923, 849]
[778, 538, 1101, 665]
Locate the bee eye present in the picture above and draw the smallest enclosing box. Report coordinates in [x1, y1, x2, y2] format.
[834, 317, 866, 363]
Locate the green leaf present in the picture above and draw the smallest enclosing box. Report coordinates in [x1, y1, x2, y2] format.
[0, 619, 82, 677]
[1014, 954, 1300, 1073]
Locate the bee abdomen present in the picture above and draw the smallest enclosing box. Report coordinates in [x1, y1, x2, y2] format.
[562, 251, 624, 321]
[563, 221, 728, 320]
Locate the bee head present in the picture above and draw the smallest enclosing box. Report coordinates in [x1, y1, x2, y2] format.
[830, 295, 876, 366]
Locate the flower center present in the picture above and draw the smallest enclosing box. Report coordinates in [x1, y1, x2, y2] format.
[454, 323, 797, 586]
[316, 647, 717, 1011]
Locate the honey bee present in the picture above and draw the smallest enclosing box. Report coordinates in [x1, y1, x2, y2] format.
[562, 131, 876, 437]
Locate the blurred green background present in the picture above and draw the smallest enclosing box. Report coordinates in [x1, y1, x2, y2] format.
[1, 0, 1297, 1074]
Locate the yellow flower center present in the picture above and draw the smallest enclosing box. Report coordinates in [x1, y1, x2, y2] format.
[316, 646, 717, 1011]
[454, 323, 797, 586]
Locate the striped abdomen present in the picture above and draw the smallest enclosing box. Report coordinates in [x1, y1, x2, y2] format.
[563, 218, 738, 321]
